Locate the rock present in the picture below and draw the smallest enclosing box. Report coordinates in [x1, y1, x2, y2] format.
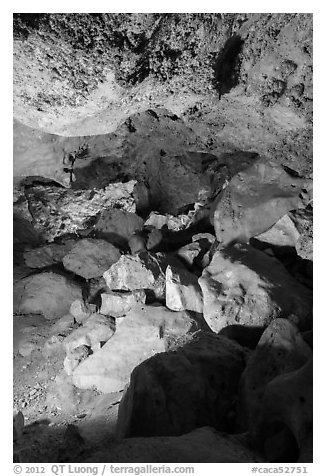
[18, 340, 37, 357]
[211, 158, 307, 246]
[128, 232, 147, 254]
[103, 252, 168, 300]
[64, 345, 91, 376]
[165, 265, 203, 313]
[192, 232, 215, 244]
[42, 335, 65, 358]
[144, 211, 192, 232]
[72, 304, 197, 393]
[253, 213, 300, 251]
[176, 240, 211, 269]
[13, 411, 24, 442]
[86, 426, 263, 463]
[70, 300, 96, 324]
[13, 272, 82, 319]
[117, 332, 248, 438]
[63, 313, 115, 355]
[146, 228, 163, 251]
[23, 240, 75, 268]
[256, 359, 313, 462]
[198, 243, 312, 333]
[133, 181, 151, 217]
[63, 239, 121, 279]
[24, 181, 137, 242]
[100, 290, 146, 317]
[94, 209, 144, 249]
[236, 319, 312, 433]
[51, 313, 75, 334]
[289, 209, 313, 261]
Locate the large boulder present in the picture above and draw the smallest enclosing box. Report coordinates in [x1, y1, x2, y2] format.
[117, 332, 248, 438]
[198, 243, 312, 333]
[236, 319, 312, 433]
[210, 158, 308, 246]
[94, 209, 144, 249]
[63, 239, 121, 279]
[165, 265, 203, 313]
[13, 272, 82, 319]
[72, 304, 198, 393]
[86, 426, 263, 463]
[256, 359, 313, 462]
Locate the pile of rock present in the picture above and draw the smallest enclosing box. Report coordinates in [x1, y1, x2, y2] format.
[13, 156, 313, 463]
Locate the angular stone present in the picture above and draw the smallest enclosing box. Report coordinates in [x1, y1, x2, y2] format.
[63, 313, 115, 354]
[86, 426, 263, 463]
[198, 243, 312, 333]
[211, 158, 307, 246]
[117, 332, 248, 438]
[236, 319, 312, 433]
[63, 239, 121, 279]
[94, 209, 144, 248]
[165, 265, 203, 313]
[72, 304, 196, 393]
[70, 300, 96, 324]
[176, 240, 211, 269]
[100, 290, 146, 317]
[103, 252, 168, 300]
[254, 214, 300, 249]
[13, 272, 82, 319]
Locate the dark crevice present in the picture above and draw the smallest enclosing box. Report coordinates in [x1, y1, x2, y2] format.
[212, 34, 245, 97]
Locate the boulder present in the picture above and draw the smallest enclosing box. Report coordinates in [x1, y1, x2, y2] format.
[236, 319, 312, 433]
[72, 304, 197, 393]
[103, 252, 169, 300]
[117, 332, 248, 438]
[63, 239, 121, 279]
[94, 209, 144, 249]
[23, 240, 75, 269]
[86, 426, 263, 463]
[211, 158, 307, 246]
[257, 359, 313, 462]
[253, 213, 300, 251]
[198, 243, 312, 333]
[100, 290, 146, 318]
[63, 313, 115, 354]
[165, 265, 203, 313]
[13, 272, 82, 319]
[70, 300, 97, 324]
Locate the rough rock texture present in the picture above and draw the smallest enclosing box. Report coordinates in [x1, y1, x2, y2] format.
[13, 272, 82, 319]
[103, 252, 169, 300]
[117, 332, 248, 438]
[94, 209, 144, 249]
[100, 290, 146, 318]
[198, 243, 312, 333]
[289, 209, 313, 261]
[86, 426, 263, 463]
[63, 239, 121, 279]
[69, 300, 96, 324]
[21, 180, 136, 242]
[254, 213, 300, 250]
[72, 304, 198, 393]
[236, 319, 312, 434]
[165, 265, 203, 313]
[211, 158, 308, 246]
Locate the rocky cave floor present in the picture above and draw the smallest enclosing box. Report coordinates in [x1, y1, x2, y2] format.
[13, 13, 313, 463]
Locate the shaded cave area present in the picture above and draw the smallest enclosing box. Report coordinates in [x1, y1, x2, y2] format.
[13, 13, 313, 464]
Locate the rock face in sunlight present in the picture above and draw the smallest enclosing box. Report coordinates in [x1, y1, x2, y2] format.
[13, 13, 312, 464]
